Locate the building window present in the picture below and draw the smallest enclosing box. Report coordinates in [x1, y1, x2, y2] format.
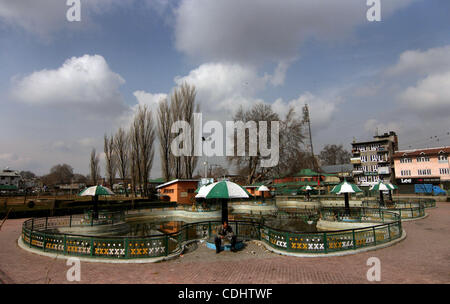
[438, 154, 448, 162]
[416, 156, 430, 162]
[418, 169, 432, 176]
[439, 168, 449, 175]
[401, 170, 411, 176]
[400, 158, 412, 163]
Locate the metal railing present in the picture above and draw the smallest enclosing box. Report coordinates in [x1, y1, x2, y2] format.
[21, 207, 403, 259]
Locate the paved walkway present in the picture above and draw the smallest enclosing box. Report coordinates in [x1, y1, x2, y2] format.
[0, 203, 449, 284]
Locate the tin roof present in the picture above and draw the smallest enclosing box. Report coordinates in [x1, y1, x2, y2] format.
[393, 146, 450, 158]
[155, 179, 200, 189]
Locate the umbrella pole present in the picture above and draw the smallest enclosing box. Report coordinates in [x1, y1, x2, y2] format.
[379, 191, 384, 207]
[344, 193, 350, 215]
[221, 199, 228, 223]
[93, 194, 99, 220]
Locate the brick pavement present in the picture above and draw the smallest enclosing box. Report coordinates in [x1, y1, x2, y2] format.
[0, 202, 449, 284]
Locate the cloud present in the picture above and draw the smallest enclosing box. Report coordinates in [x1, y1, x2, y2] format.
[0, 0, 67, 39]
[173, 62, 268, 118]
[385, 45, 450, 77]
[77, 137, 97, 148]
[364, 119, 402, 135]
[0, 0, 168, 40]
[174, 0, 414, 65]
[398, 71, 450, 117]
[272, 92, 338, 133]
[10, 54, 127, 117]
[0, 152, 33, 170]
[381, 45, 450, 118]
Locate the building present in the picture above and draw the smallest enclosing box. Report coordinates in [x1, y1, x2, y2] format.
[0, 168, 21, 191]
[320, 164, 354, 179]
[351, 131, 398, 188]
[244, 183, 273, 198]
[272, 169, 338, 195]
[393, 146, 450, 193]
[155, 179, 199, 205]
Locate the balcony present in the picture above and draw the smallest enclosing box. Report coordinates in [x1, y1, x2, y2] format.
[378, 158, 389, 164]
[350, 157, 361, 164]
[352, 170, 363, 175]
[351, 149, 360, 155]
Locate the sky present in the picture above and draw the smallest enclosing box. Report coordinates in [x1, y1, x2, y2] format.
[0, 0, 450, 177]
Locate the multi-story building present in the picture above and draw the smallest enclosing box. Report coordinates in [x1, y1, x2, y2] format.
[0, 168, 21, 189]
[351, 131, 398, 188]
[393, 146, 450, 193]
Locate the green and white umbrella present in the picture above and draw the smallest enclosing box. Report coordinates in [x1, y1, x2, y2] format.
[257, 185, 270, 192]
[387, 182, 398, 201]
[369, 181, 394, 205]
[300, 185, 313, 191]
[387, 183, 398, 190]
[196, 180, 251, 199]
[331, 180, 362, 213]
[330, 181, 362, 194]
[79, 185, 115, 196]
[78, 186, 114, 220]
[196, 180, 250, 223]
[369, 181, 393, 191]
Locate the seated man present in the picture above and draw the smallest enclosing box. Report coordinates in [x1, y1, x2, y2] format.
[214, 220, 237, 253]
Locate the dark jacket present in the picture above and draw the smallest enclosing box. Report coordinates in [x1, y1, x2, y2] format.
[217, 224, 234, 237]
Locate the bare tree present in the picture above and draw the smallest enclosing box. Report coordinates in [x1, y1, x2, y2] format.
[180, 83, 199, 179]
[129, 145, 137, 196]
[209, 165, 229, 179]
[113, 127, 129, 196]
[167, 83, 199, 179]
[273, 107, 306, 177]
[170, 87, 184, 179]
[129, 105, 156, 197]
[41, 164, 74, 186]
[104, 134, 116, 189]
[157, 98, 173, 182]
[130, 120, 142, 195]
[228, 103, 279, 185]
[90, 149, 100, 186]
[319, 144, 351, 166]
[137, 105, 156, 197]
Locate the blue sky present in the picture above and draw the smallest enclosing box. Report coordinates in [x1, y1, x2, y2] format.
[1, 0, 450, 176]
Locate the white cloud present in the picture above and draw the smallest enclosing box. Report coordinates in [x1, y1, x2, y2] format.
[0, 0, 167, 39]
[0, 152, 33, 170]
[272, 92, 338, 133]
[381, 45, 450, 118]
[11, 54, 127, 117]
[386, 45, 450, 77]
[174, 0, 414, 65]
[399, 71, 450, 116]
[0, 0, 67, 38]
[174, 62, 268, 118]
[364, 119, 402, 135]
[77, 137, 97, 148]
